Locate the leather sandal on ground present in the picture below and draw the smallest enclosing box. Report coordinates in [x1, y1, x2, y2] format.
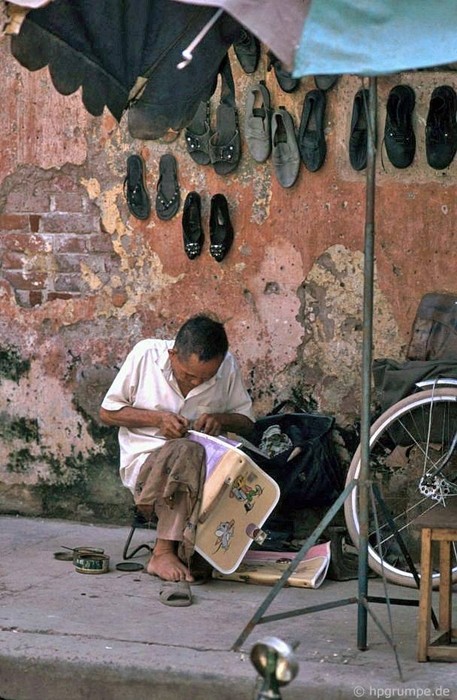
[155, 154, 180, 220]
[185, 101, 212, 165]
[159, 581, 193, 607]
[123, 154, 151, 220]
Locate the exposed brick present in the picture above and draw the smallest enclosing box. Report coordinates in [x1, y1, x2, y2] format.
[14, 290, 33, 307]
[54, 273, 87, 293]
[87, 234, 114, 253]
[29, 291, 44, 306]
[53, 236, 89, 254]
[5, 189, 50, 213]
[47, 292, 77, 301]
[2, 251, 25, 269]
[0, 214, 30, 231]
[29, 215, 41, 233]
[55, 254, 86, 272]
[2, 269, 47, 290]
[48, 174, 81, 193]
[1, 233, 53, 253]
[41, 213, 98, 235]
[52, 193, 86, 212]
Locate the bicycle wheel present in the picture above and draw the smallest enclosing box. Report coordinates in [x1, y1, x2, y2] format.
[344, 387, 457, 587]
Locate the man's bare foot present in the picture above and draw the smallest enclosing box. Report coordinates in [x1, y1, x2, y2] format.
[147, 539, 193, 582]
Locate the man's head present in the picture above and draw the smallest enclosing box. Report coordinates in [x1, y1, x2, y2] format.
[169, 314, 228, 393]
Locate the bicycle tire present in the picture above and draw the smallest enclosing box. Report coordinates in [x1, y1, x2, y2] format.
[344, 387, 457, 588]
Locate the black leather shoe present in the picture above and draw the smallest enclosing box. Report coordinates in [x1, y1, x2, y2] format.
[349, 88, 370, 171]
[314, 75, 340, 91]
[233, 29, 260, 74]
[384, 85, 416, 168]
[426, 85, 457, 170]
[298, 89, 327, 172]
[123, 155, 151, 220]
[182, 192, 204, 260]
[267, 52, 300, 93]
[209, 194, 233, 262]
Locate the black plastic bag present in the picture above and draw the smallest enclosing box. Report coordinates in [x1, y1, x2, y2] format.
[242, 404, 343, 512]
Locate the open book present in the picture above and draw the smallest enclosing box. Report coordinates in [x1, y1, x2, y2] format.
[212, 541, 331, 589]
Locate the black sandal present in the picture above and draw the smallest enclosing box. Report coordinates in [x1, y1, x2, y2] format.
[209, 56, 241, 176]
[123, 154, 151, 220]
[155, 154, 180, 221]
[185, 101, 212, 165]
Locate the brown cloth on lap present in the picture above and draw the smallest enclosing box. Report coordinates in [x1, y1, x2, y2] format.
[134, 438, 206, 564]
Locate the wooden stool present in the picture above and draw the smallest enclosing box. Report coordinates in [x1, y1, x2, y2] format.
[416, 501, 457, 662]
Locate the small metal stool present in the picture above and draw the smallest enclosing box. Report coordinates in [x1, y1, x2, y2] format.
[122, 506, 156, 560]
[416, 501, 457, 662]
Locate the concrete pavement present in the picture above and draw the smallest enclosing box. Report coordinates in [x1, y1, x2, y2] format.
[0, 516, 455, 700]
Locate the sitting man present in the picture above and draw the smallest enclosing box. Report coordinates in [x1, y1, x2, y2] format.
[99, 313, 254, 584]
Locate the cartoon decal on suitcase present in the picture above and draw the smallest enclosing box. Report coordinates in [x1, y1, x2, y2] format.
[189, 431, 280, 574]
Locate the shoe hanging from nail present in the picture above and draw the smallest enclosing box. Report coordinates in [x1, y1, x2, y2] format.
[209, 193, 234, 262]
[426, 85, 457, 170]
[298, 89, 327, 172]
[349, 88, 371, 171]
[185, 101, 212, 166]
[271, 107, 300, 188]
[267, 51, 300, 93]
[245, 81, 272, 163]
[209, 55, 241, 175]
[233, 29, 260, 74]
[182, 191, 204, 260]
[155, 154, 180, 221]
[123, 154, 151, 220]
[384, 85, 416, 169]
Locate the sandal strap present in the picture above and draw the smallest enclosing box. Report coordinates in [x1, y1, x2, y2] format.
[209, 130, 240, 162]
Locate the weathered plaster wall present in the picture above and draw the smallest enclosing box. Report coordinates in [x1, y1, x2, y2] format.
[0, 39, 455, 522]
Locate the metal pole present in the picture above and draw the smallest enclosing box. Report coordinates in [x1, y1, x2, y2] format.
[357, 75, 377, 650]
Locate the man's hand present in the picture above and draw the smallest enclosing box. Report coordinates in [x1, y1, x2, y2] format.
[193, 413, 222, 436]
[157, 412, 190, 439]
[99, 406, 189, 438]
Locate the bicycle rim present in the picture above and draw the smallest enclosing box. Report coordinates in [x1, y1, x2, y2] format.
[344, 388, 457, 587]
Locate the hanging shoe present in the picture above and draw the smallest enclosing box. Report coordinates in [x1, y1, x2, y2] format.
[384, 85, 416, 169]
[298, 89, 327, 172]
[267, 52, 300, 93]
[426, 85, 457, 170]
[209, 194, 234, 262]
[185, 101, 212, 166]
[314, 75, 340, 91]
[349, 88, 370, 171]
[155, 154, 180, 221]
[123, 155, 151, 221]
[233, 29, 260, 74]
[271, 107, 300, 188]
[209, 56, 241, 175]
[244, 81, 271, 163]
[182, 192, 204, 260]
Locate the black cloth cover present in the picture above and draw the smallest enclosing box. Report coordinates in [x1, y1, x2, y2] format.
[373, 358, 457, 412]
[11, 0, 240, 137]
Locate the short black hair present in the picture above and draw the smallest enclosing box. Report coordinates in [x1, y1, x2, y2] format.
[174, 314, 228, 362]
